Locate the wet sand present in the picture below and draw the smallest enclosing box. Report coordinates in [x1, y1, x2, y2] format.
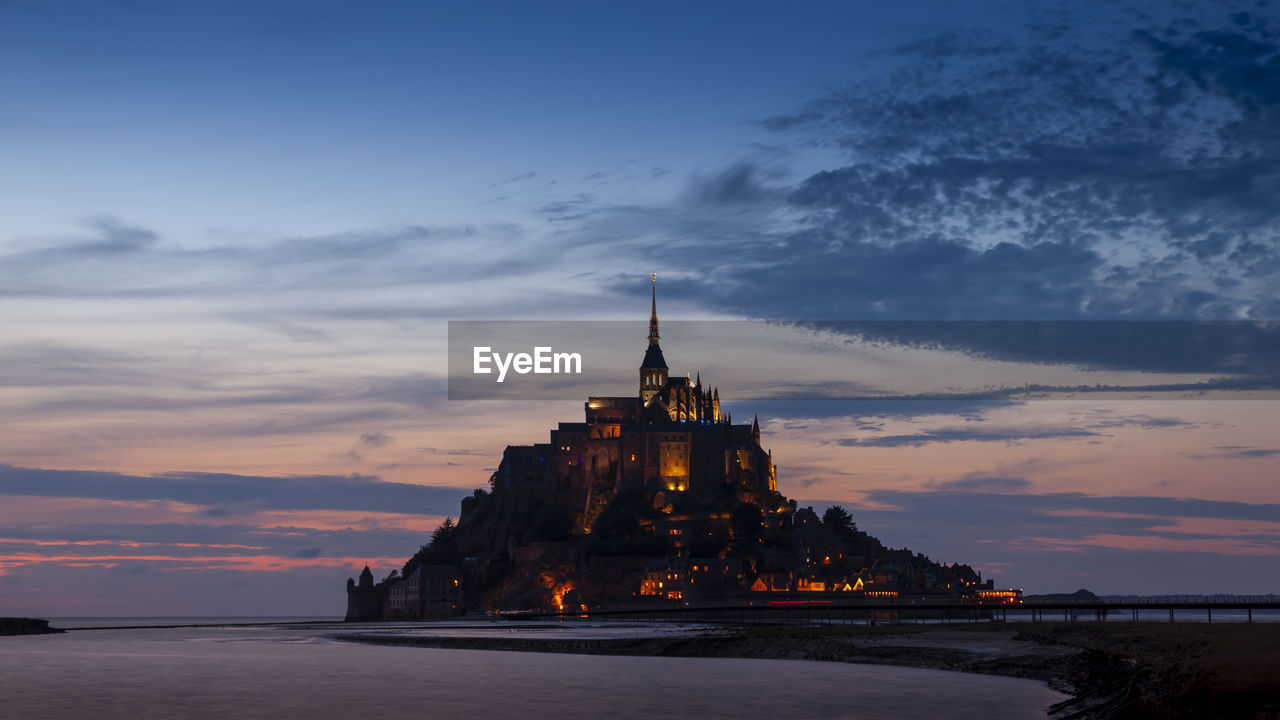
[335, 621, 1280, 719]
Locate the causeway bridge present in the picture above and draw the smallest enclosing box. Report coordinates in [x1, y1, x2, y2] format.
[514, 597, 1280, 625]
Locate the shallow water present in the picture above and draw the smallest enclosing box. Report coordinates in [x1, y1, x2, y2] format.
[1, 621, 1066, 719]
[47, 616, 339, 629]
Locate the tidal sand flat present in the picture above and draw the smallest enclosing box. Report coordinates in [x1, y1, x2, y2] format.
[338, 619, 1280, 719]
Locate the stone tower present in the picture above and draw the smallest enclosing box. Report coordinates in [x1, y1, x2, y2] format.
[344, 565, 387, 621]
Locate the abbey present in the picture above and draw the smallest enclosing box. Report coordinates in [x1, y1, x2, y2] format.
[493, 277, 779, 533]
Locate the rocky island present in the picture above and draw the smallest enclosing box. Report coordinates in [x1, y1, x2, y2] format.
[347, 282, 1006, 619]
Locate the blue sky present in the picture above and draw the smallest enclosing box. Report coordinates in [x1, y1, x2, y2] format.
[1, 0, 1279, 614]
[3, 1, 937, 234]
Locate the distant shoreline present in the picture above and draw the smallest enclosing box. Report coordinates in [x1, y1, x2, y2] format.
[333, 622, 1280, 720]
[0, 618, 63, 636]
[39, 617, 343, 631]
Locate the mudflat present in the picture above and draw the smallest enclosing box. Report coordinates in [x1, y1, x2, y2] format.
[336, 621, 1280, 719]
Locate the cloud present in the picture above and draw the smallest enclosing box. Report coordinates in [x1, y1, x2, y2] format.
[0, 220, 545, 301]
[0, 465, 473, 516]
[837, 426, 1101, 448]
[0, 521, 429, 562]
[579, 8, 1280, 334]
[0, 343, 178, 389]
[489, 171, 538, 187]
[789, 321, 1280, 377]
[686, 162, 780, 207]
[330, 431, 396, 464]
[64, 216, 159, 254]
[0, 352, 452, 448]
[924, 476, 1033, 493]
[538, 193, 596, 220]
[1084, 412, 1199, 430]
[1188, 446, 1280, 460]
[358, 432, 393, 449]
[884, 30, 1012, 60]
[418, 447, 488, 456]
[224, 312, 331, 342]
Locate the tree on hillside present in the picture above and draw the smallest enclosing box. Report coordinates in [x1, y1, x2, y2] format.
[432, 517, 457, 546]
[402, 517, 461, 577]
[823, 505, 855, 533]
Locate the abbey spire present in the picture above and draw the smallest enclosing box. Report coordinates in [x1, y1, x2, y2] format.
[639, 273, 668, 403]
[648, 272, 660, 346]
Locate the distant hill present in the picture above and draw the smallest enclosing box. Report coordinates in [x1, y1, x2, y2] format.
[0, 617, 62, 635]
[1023, 589, 1099, 603]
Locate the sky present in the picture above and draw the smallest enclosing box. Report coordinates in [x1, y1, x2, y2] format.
[1, 0, 1278, 616]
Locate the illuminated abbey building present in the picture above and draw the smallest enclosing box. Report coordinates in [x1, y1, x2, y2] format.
[493, 277, 781, 534]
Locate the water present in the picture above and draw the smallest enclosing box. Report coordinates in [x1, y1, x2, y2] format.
[0, 620, 1065, 719]
[353, 618, 720, 640]
[46, 616, 339, 629]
